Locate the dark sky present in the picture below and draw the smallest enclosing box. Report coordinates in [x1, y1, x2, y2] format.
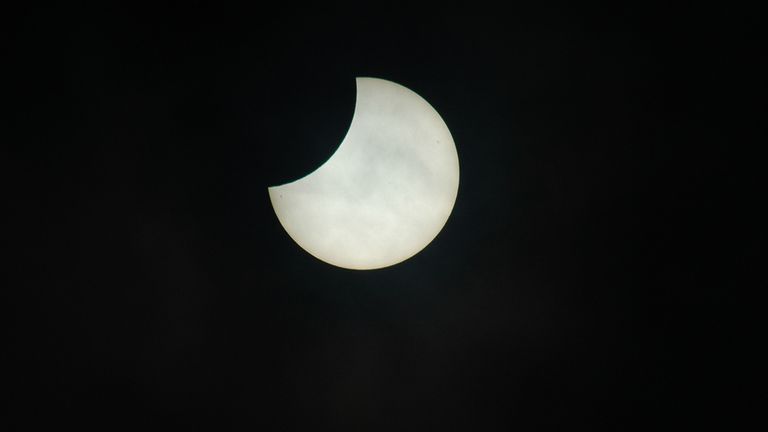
[6, 5, 756, 431]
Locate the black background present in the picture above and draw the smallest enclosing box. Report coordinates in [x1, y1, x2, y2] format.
[6, 4, 758, 431]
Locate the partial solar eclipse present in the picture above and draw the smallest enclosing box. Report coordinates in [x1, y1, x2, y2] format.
[268, 77, 459, 270]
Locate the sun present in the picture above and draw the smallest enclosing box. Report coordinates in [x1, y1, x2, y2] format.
[268, 78, 459, 270]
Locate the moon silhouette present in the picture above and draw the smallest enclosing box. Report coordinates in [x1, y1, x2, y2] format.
[268, 77, 459, 270]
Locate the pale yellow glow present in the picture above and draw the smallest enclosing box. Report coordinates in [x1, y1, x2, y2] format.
[268, 77, 459, 270]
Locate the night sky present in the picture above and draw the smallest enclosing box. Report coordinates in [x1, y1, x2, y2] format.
[6, 5, 756, 431]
